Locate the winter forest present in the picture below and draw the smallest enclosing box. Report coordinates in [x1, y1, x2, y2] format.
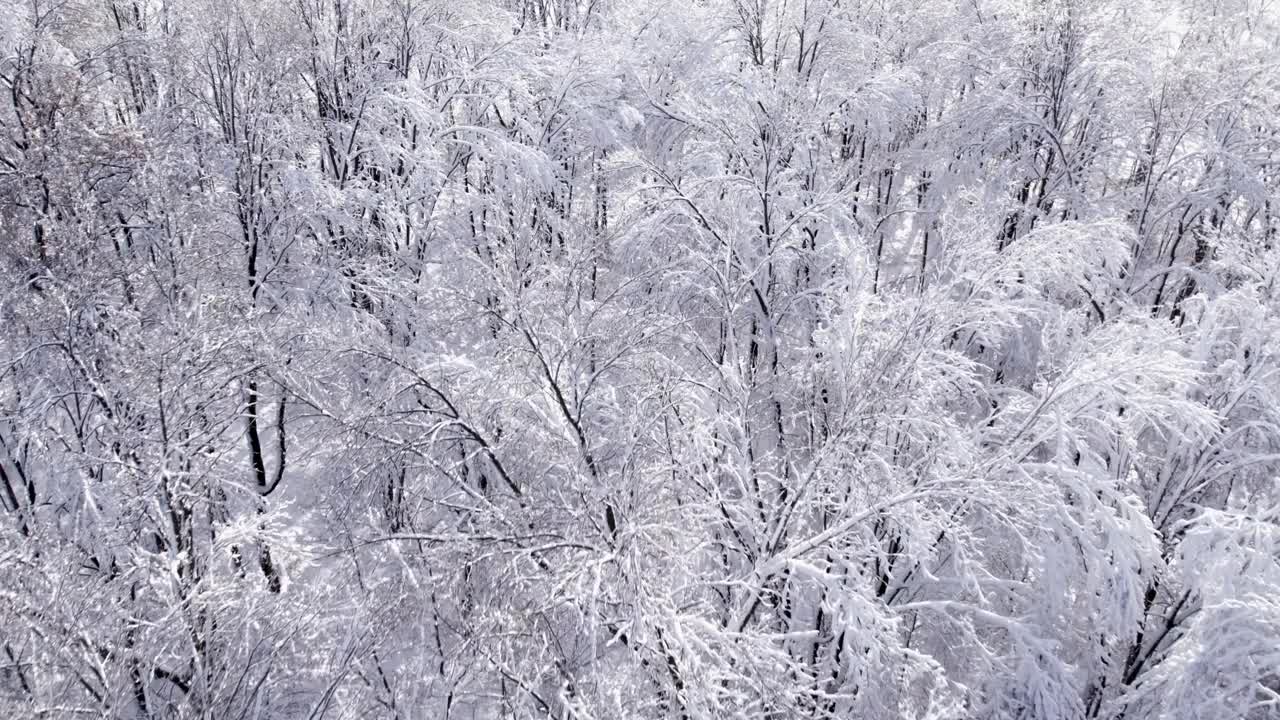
[3, 0, 1280, 718]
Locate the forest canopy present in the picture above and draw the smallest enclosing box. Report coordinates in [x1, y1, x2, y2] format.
[1, 1, 1279, 718]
